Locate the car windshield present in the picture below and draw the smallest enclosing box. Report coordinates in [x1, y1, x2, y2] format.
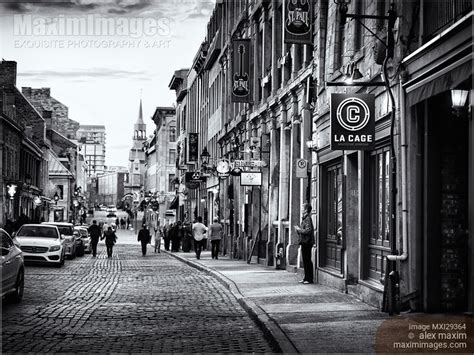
[56, 226, 73, 235]
[17, 226, 58, 238]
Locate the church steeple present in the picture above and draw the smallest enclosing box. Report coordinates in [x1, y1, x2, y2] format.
[137, 98, 144, 125]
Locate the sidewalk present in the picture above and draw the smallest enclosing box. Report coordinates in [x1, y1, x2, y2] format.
[165, 249, 389, 353]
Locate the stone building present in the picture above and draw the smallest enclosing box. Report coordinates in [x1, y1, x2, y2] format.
[143, 107, 177, 223]
[22, 87, 80, 140]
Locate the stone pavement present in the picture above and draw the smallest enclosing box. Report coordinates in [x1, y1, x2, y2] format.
[165, 249, 390, 353]
[2, 244, 274, 354]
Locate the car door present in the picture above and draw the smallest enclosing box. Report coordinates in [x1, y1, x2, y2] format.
[1, 231, 16, 291]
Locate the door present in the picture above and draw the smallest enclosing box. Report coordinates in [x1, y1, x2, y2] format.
[424, 92, 469, 312]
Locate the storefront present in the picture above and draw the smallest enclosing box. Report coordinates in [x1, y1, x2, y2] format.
[402, 12, 472, 312]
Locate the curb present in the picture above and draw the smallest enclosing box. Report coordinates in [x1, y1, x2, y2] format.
[165, 250, 299, 354]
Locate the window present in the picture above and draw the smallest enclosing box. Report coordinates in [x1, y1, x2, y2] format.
[321, 161, 343, 271]
[369, 147, 391, 244]
[169, 127, 176, 142]
[168, 174, 175, 192]
[365, 145, 391, 281]
[57, 185, 64, 199]
[169, 149, 176, 165]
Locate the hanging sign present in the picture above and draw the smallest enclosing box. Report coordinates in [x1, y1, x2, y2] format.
[331, 94, 375, 150]
[240, 172, 262, 186]
[187, 133, 199, 163]
[295, 159, 308, 178]
[232, 39, 252, 103]
[284, 0, 313, 45]
[232, 160, 266, 169]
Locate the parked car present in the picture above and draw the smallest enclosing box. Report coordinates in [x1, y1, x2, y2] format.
[106, 212, 117, 218]
[15, 224, 65, 267]
[74, 226, 90, 254]
[1, 228, 25, 302]
[107, 205, 118, 213]
[41, 222, 76, 259]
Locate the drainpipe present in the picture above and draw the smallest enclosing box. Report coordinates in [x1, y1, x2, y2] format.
[387, 81, 408, 262]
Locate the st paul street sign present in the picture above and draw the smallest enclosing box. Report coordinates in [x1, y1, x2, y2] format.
[330, 94, 375, 150]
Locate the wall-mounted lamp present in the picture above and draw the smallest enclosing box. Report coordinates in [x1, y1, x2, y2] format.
[53, 192, 60, 205]
[306, 140, 318, 151]
[451, 89, 469, 109]
[200, 146, 210, 166]
[344, 62, 363, 84]
[7, 184, 17, 200]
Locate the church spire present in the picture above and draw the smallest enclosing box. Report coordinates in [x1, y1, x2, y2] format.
[137, 95, 144, 124]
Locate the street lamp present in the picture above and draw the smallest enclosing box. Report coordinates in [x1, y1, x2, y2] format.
[53, 192, 59, 205]
[200, 147, 210, 167]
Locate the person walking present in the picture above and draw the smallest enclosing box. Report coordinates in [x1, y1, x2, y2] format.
[163, 221, 171, 251]
[294, 203, 315, 284]
[171, 221, 182, 252]
[192, 216, 207, 260]
[126, 216, 131, 230]
[103, 226, 117, 258]
[154, 223, 163, 253]
[137, 224, 151, 256]
[208, 217, 223, 260]
[88, 220, 102, 257]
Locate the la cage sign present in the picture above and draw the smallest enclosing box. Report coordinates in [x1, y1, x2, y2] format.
[330, 94, 375, 150]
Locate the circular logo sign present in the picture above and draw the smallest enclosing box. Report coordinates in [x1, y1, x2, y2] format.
[336, 97, 370, 131]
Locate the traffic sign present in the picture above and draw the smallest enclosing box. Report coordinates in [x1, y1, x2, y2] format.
[296, 159, 308, 178]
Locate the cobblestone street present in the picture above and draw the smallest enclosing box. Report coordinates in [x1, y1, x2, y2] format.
[2, 241, 274, 353]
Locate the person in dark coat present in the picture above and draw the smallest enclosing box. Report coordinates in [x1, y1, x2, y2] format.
[163, 221, 171, 251]
[171, 221, 182, 252]
[88, 220, 102, 257]
[294, 203, 315, 284]
[137, 224, 151, 256]
[103, 226, 117, 258]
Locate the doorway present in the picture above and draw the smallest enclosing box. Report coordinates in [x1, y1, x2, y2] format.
[422, 90, 470, 312]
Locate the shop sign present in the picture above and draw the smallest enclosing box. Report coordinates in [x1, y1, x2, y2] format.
[240, 172, 262, 186]
[185, 171, 205, 189]
[331, 94, 375, 150]
[232, 160, 266, 169]
[187, 133, 199, 163]
[232, 39, 252, 103]
[284, 0, 313, 45]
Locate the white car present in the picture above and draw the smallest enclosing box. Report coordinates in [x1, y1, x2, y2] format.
[42, 222, 76, 259]
[1, 228, 25, 302]
[106, 205, 118, 213]
[15, 224, 65, 267]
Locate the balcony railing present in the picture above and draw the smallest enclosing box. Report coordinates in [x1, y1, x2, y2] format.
[423, 0, 472, 41]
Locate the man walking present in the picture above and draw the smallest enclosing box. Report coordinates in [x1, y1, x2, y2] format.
[192, 216, 207, 260]
[137, 224, 151, 256]
[208, 217, 223, 259]
[295, 203, 315, 284]
[88, 220, 102, 257]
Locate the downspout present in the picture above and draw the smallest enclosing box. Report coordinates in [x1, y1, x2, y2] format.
[387, 81, 408, 262]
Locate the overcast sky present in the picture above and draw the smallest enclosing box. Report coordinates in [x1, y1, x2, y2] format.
[0, 0, 213, 167]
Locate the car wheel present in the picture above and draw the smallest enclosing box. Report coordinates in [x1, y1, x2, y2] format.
[10, 268, 24, 303]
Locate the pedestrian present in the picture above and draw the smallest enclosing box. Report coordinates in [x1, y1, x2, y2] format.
[163, 221, 171, 251]
[154, 223, 163, 253]
[120, 218, 126, 229]
[126, 216, 131, 230]
[137, 224, 151, 256]
[208, 217, 223, 260]
[294, 203, 315, 284]
[192, 216, 207, 260]
[88, 220, 102, 257]
[103, 226, 117, 258]
[171, 221, 182, 252]
[115, 217, 119, 227]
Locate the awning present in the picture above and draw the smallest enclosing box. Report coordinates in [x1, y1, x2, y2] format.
[169, 195, 179, 209]
[405, 57, 472, 107]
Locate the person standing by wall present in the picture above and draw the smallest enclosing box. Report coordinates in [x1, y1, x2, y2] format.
[294, 203, 315, 284]
[103, 226, 117, 258]
[208, 217, 223, 260]
[163, 221, 171, 251]
[171, 221, 183, 252]
[154, 221, 163, 253]
[137, 224, 151, 256]
[88, 220, 102, 257]
[192, 216, 207, 260]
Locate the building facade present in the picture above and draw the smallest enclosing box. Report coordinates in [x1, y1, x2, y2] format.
[169, 0, 472, 313]
[77, 125, 107, 177]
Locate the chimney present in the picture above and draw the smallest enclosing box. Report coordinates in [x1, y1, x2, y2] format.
[0, 60, 17, 86]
